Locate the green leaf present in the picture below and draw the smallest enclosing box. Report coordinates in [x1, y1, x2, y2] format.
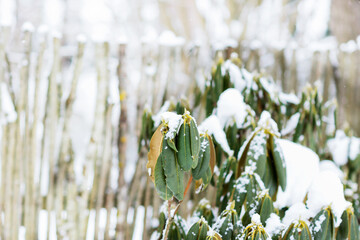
[246, 175, 257, 209]
[259, 194, 274, 226]
[192, 199, 215, 226]
[190, 118, 201, 168]
[245, 131, 267, 179]
[269, 135, 287, 191]
[192, 136, 210, 180]
[349, 211, 359, 240]
[262, 157, 278, 198]
[201, 167, 212, 188]
[299, 224, 312, 240]
[337, 210, 349, 240]
[186, 222, 200, 240]
[167, 138, 178, 152]
[186, 218, 209, 240]
[214, 63, 223, 100]
[233, 174, 250, 215]
[226, 122, 241, 157]
[199, 221, 208, 239]
[177, 123, 193, 171]
[337, 208, 360, 240]
[283, 221, 311, 240]
[282, 223, 295, 240]
[154, 152, 173, 200]
[217, 215, 232, 240]
[214, 202, 238, 240]
[168, 222, 182, 240]
[162, 140, 184, 201]
[236, 130, 259, 178]
[310, 208, 335, 240]
[216, 157, 237, 211]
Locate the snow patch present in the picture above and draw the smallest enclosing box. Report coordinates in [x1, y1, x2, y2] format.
[281, 113, 300, 136]
[216, 88, 248, 128]
[265, 213, 284, 236]
[160, 112, 183, 139]
[306, 170, 351, 227]
[199, 115, 234, 156]
[275, 139, 319, 209]
[327, 130, 350, 166]
[258, 111, 280, 137]
[282, 203, 312, 226]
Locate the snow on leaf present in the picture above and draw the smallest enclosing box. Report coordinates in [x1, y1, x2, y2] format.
[199, 115, 234, 156]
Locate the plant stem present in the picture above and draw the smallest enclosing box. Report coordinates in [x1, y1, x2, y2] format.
[162, 199, 182, 240]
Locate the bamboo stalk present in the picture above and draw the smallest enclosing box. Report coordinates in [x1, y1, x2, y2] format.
[46, 34, 62, 240]
[289, 48, 298, 93]
[80, 41, 109, 238]
[124, 156, 144, 240]
[115, 42, 128, 240]
[0, 123, 8, 237]
[104, 188, 115, 240]
[10, 43, 32, 239]
[142, 177, 152, 240]
[130, 175, 146, 239]
[4, 123, 15, 239]
[94, 103, 114, 239]
[65, 144, 78, 239]
[0, 25, 6, 237]
[87, 41, 110, 238]
[34, 30, 48, 240]
[20, 23, 35, 240]
[55, 35, 86, 238]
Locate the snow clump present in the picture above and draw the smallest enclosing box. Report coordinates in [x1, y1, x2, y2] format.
[306, 170, 351, 227]
[216, 88, 249, 128]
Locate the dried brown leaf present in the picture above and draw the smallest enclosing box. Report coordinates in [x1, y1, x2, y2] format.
[208, 135, 216, 174]
[147, 124, 163, 183]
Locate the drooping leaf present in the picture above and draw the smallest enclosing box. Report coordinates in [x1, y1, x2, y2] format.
[162, 139, 184, 201]
[258, 193, 274, 226]
[167, 138, 178, 152]
[310, 207, 335, 240]
[186, 222, 200, 240]
[192, 136, 210, 180]
[177, 122, 193, 171]
[154, 152, 173, 200]
[236, 130, 259, 178]
[207, 231, 222, 240]
[336, 207, 360, 240]
[233, 174, 251, 215]
[167, 222, 182, 240]
[214, 203, 238, 240]
[147, 125, 164, 183]
[283, 221, 311, 240]
[262, 157, 278, 198]
[192, 199, 215, 225]
[216, 157, 237, 211]
[186, 218, 208, 240]
[269, 135, 287, 191]
[208, 134, 216, 174]
[190, 118, 201, 168]
[245, 131, 267, 179]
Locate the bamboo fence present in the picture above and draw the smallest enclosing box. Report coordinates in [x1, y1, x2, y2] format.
[0, 20, 360, 240]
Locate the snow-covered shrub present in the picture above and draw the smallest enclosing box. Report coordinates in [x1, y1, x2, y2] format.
[145, 57, 360, 240]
